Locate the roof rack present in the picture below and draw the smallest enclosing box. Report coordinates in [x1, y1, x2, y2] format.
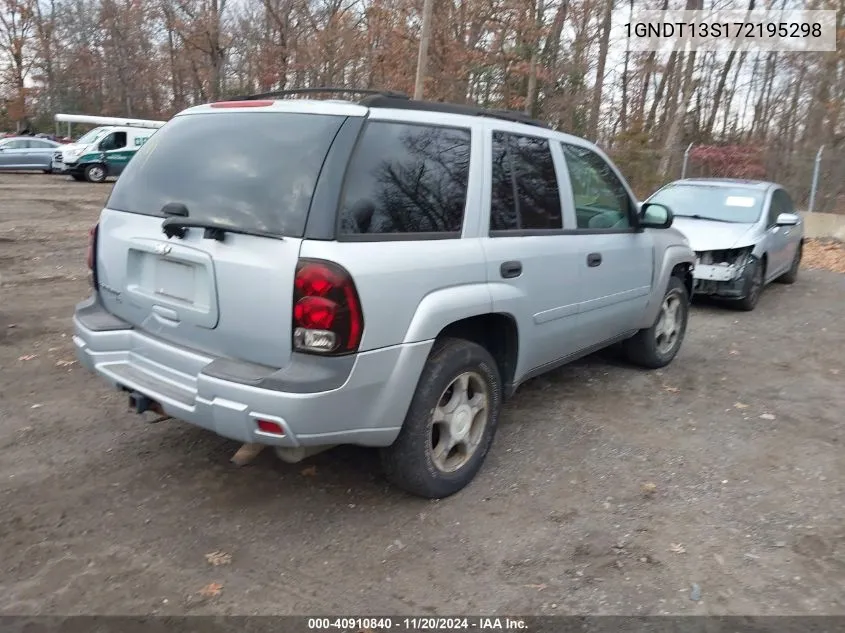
[229, 87, 410, 101]
[359, 94, 550, 129]
[227, 86, 549, 129]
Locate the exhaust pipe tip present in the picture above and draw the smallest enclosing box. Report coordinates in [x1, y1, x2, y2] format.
[128, 391, 152, 414]
[274, 445, 335, 464]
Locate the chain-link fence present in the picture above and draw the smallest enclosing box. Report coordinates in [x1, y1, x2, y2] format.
[607, 143, 845, 215]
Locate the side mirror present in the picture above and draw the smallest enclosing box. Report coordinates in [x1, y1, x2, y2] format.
[639, 202, 674, 229]
[776, 212, 800, 226]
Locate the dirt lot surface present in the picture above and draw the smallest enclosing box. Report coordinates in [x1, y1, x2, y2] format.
[1, 173, 845, 617]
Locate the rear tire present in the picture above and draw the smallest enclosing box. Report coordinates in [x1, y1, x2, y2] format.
[380, 338, 502, 499]
[624, 275, 689, 369]
[84, 163, 107, 183]
[776, 243, 802, 285]
[731, 255, 764, 311]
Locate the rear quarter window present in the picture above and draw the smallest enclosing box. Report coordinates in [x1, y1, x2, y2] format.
[106, 112, 346, 238]
[337, 121, 471, 238]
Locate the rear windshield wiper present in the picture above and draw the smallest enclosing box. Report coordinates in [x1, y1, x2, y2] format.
[161, 217, 280, 241]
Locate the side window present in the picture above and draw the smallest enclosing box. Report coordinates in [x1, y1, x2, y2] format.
[338, 122, 471, 236]
[489, 131, 562, 232]
[100, 132, 127, 152]
[3, 139, 26, 149]
[561, 143, 632, 230]
[770, 189, 794, 225]
[29, 140, 51, 149]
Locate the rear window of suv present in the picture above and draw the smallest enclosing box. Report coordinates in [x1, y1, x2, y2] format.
[106, 112, 345, 237]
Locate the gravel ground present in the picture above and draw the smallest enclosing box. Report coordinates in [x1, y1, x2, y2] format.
[1, 173, 844, 616]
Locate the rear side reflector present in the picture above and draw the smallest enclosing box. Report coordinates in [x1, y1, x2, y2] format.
[256, 419, 284, 435]
[210, 100, 273, 108]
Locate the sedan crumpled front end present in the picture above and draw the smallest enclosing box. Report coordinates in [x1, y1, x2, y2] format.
[692, 247, 755, 298]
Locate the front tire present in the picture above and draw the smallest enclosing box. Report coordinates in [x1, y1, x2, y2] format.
[381, 338, 502, 499]
[776, 243, 802, 285]
[731, 255, 764, 311]
[84, 163, 107, 183]
[624, 275, 689, 369]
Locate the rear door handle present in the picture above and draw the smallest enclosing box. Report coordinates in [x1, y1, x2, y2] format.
[500, 261, 522, 279]
[587, 252, 602, 267]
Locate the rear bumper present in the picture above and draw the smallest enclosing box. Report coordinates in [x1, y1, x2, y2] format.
[73, 296, 432, 448]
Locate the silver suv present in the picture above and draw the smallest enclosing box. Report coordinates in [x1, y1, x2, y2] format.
[73, 89, 695, 498]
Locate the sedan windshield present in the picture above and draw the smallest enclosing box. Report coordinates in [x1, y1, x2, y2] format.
[649, 184, 764, 224]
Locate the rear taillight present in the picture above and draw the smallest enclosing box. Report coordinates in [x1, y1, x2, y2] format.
[293, 259, 363, 355]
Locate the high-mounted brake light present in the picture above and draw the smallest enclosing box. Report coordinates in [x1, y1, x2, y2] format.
[210, 100, 273, 108]
[293, 259, 364, 355]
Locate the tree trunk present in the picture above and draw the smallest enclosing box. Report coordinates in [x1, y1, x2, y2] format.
[525, 0, 545, 116]
[586, 0, 612, 140]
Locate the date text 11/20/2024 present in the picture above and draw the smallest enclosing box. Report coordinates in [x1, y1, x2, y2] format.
[307, 617, 528, 630]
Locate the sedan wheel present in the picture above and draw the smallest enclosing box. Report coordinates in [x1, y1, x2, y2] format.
[777, 243, 802, 285]
[733, 256, 764, 311]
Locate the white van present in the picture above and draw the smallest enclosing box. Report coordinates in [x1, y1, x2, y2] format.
[52, 114, 165, 183]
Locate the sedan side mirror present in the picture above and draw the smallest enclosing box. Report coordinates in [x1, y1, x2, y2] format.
[639, 202, 674, 229]
[776, 212, 800, 226]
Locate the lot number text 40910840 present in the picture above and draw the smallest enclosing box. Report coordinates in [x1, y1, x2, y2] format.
[306, 617, 528, 630]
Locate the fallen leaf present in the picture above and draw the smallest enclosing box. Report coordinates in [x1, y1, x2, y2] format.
[300, 465, 318, 477]
[734, 402, 749, 409]
[729, 350, 740, 356]
[30, 404, 42, 409]
[713, 553, 725, 566]
[524, 583, 547, 591]
[669, 543, 687, 554]
[56, 359, 76, 367]
[198, 582, 223, 597]
[205, 551, 232, 566]
[760, 413, 776, 420]
[641, 482, 657, 496]
[831, 369, 840, 375]
[663, 385, 680, 393]
[18, 354, 37, 361]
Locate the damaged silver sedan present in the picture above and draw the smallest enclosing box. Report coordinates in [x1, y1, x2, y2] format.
[645, 179, 804, 311]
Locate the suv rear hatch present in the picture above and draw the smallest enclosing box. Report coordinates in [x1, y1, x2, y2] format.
[95, 107, 347, 368]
